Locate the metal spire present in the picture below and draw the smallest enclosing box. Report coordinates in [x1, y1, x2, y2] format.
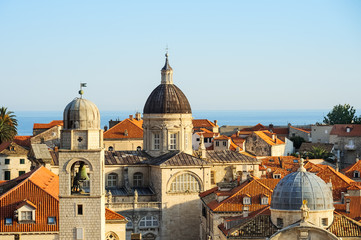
[79, 83, 87, 98]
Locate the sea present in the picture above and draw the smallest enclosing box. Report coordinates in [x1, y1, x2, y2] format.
[15, 110, 328, 136]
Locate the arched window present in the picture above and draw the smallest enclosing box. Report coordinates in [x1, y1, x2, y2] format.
[139, 216, 159, 228]
[105, 231, 119, 240]
[133, 172, 143, 187]
[107, 173, 118, 187]
[169, 173, 201, 193]
[143, 233, 156, 240]
[125, 217, 133, 229]
[108, 146, 114, 151]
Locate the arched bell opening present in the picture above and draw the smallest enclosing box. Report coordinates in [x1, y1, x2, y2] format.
[70, 161, 91, 195]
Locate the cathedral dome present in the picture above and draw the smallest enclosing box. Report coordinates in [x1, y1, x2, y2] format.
[143, 84, 192, 114]
[63, 97, 100, 130]
[271, 162, 333, 211]
[143, 53, 192, 114]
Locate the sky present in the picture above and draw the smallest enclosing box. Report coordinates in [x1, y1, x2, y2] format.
[0, 0, 361, 112]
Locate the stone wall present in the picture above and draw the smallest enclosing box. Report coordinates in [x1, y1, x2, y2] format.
[104, 139, 143, 151]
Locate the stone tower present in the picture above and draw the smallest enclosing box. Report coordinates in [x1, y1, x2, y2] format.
[59, 94, 105, 240]
[143, 53, 193, 157]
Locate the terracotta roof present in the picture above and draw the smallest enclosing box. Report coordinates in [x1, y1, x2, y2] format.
[105, 208, 126, 220]
[334, 196, 361, 221]
[270, 127, 289, 135]
[260, 156, 300, 178]
[328, 212, 361, 237]
[104, 118, 143, 139]
[33, 120, 63, 129]
[316, 166, 355, 200]
[0, 141, 29, 155]
[214, 135, 229, 140]
[330, 124, 361, 137]
[13, 136, 32, 147]
[0, 167, 59, 233]
[342, 160, 361, 179]
[290, 126, 310, 134]
[205, 150, 258, 164]
[241, 124, 266, 131]
[192, 119, 216, 129]
[203, 178, 280, 212]
[254, 131, 284, 146]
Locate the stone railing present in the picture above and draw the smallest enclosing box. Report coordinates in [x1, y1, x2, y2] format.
[106, 202, 162, 211]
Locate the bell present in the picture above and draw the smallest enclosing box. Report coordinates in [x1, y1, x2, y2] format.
[77, 162, 90, 181]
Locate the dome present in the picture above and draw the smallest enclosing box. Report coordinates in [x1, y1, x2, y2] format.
[143, 53, 192, 114]
[63, 98, 100, 130]
[271, 169, 333, 211]
[143, 84, 192, 114]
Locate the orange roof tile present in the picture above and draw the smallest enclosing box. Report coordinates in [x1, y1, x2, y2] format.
[290, 126, 310, 134]
[192, 119, 216, 129]
[105, 208, 126, 220]
[342, 160, 361, 179]
[254, 130, 284, 146]
[330, 124, 361, 137]
[13, 136, 32, 147]
[33, 120, 63, 129]
[104, 118, 143, 139]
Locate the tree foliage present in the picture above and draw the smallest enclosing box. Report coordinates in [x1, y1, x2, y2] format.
[0, 107, 18, 144]
[302, 146, 333, 161]
[323, 104, 360, 125]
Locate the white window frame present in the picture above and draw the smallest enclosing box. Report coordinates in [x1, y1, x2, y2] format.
[107, 173, 118, 187]
[354, 171, 360, 178]
[133, 172, 143, 187]
[261, 197, 268, 205]
[169, 173, 201, 193]
[138, 216, 159, 228]
[153, 133, 160, 150]
[243, 197, 251, 205]
[169, 133, 177, 150]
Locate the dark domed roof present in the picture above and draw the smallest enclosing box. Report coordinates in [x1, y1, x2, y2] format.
[271, 169, 334, 211]
[143, 84, 192, 114]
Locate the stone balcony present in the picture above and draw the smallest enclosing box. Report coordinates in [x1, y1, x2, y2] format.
[106, 201, 162, 212]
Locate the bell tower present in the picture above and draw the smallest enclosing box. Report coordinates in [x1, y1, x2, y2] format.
[59, 89, 105, 240]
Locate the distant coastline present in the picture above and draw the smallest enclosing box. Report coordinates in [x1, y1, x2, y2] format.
[15, 110, 328, 136]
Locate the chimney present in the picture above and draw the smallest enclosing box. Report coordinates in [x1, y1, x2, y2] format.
[280, 157, 285, 169]
[269, 124, 274, 132]
[135, 112, 141, 120]
[104, 125, 108, 131]
[199, 135, 207, 159]
[214, 120, 218, 126]
[54, 146, 58, 152]
[346, 198, 351, 213]
[129, 115, 133, 120]
[237, 175, 241, 185]
[242, 206, 249, 217]
[236, 131, 240, 137]
[124, 129, 128, 136]
[272, 134, 276, 142]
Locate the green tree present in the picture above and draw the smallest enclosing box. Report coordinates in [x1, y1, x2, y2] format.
[323, 104, 360, 125]
[0, 107, 18, 144]
[302, 146, 333, 161]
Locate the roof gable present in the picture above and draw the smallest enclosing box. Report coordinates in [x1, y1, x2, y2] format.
[104, 118, 143, 139]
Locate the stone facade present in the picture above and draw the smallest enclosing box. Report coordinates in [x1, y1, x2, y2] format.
[143, 113, 193, 157]
[0, 142, 31, 180]
[311, 125, 333, 144]
[31, 125, 62, 148]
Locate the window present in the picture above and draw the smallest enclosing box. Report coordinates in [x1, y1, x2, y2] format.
[202, 206, 207, 218]
[210, 171, 215, 184]
[108, 146, 114, 151]
[5, 159, 10, 165]
[48, 216, 56, 224]
[261, 197, 268, 205]
[154, 133, 160, 150]
[20, 159, 25, 164]
[170, 173, 201, 193]
[277, 218, 283, 228]
[322, 218, 328, 226]
[76, 228, 84, 240]
[138, 216, 159, 228]
[354, 171, 360, 178]
[216, 141, 219, 147]
[5, 217, 12, 225]
[243, 196, 251, 205]
[107, 173, 118, 187]
[204, 138, 208, 143]
[273, 174, 281, 179]
[4, 171, 10, 180]
[106, 231, 119, 240]
[77, 204, 83, 215]
[21, 211, 32, 221]
[133, 172, 143, 187]
[169, 133, 177, 150]
[18, 171, 25, 176]
[196, 138, 200, 141]
[223, 141, 227, 146]
[137, 146, 141, 151]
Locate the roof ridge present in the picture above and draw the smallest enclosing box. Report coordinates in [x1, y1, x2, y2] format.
[253, 178, 274, 192]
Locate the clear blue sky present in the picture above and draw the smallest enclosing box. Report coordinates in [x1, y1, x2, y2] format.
[1, 0, 360, 111]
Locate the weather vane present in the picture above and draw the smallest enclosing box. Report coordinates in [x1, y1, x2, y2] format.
[165, 44, 169, 57]
[79, 83, 87, 98]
